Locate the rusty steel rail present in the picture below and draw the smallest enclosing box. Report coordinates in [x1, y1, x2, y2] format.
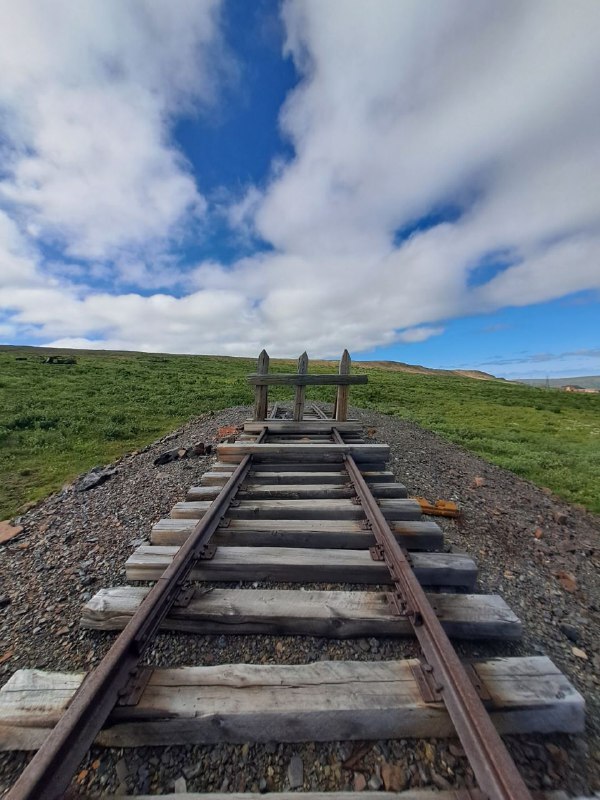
[332, 427, 532, 800]
[8, 429, 267, 800]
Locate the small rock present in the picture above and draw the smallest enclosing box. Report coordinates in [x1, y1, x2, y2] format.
[472, 476, 485, 488]
[431, 770, 452, 790]
[559, 622, 580, 643]
[287, 755, 304, 789]
[177, 448, 188, 459]
[0, 521, 24, 544]
[572, 646, 588, 660]
[381, 762, 405, 791]
[77, 467, 117, 492]
[533, 527, 544, 539]
[153, 448, 181, 466]
[183, 763, 201, 780]
[115, 759, 129, 784]
[259, 777, 268, 793]
[555, 571, 577, 593]
[368, 774, 382, 791]
[353, 772, 367, 791]
[448, 743, 465, 758]
[192, 442, 206, 456]
[553, 511, 568, 525]
[174, 776, 187, 792]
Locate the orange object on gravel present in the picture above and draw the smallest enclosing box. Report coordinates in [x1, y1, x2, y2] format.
[216, 425, 239, 440]
[412, 497, 460, 518]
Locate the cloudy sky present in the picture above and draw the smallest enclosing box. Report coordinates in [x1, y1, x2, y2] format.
[0, 0, 599, 378]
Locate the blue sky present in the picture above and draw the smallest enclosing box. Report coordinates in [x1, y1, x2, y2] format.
[0, 0, 599, 379]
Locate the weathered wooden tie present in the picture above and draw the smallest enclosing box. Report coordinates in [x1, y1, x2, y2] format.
[0, 658, 584, 751]
[170, 498, 422, 521]
[125, 545, 477, 588]
[150, 517, 443, 550]
[82, 588, 522, 640]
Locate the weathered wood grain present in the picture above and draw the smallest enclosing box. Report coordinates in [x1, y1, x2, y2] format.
[335, 349, 351, 422]
[293, 352, 309, 422]
[151, 517, 443, 550]
[248, 374, 367, 386]
[171, 498, 422, 521]
[199, 470, 396, 486]
[253, 349, 269, 421]
[217, 443, 389, 464]
[0, 657, 583, 750]
[244, 422, 362, 433]
[82, 588, 522, 640]
[212, 462, 385, 473]
[186, 483, 408, 502]
[125, 546, 477, 587]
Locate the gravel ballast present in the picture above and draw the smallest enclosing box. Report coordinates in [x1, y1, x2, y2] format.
[0, 405, 598, 796]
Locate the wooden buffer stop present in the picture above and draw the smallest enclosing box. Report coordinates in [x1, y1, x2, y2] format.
[249, 349, 367, 422]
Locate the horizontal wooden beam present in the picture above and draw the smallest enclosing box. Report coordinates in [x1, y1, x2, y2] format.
[0, 657, 583, 750]
[217, 443, 389, 464]
[82, 588, 522, 640]
[170, 498, 422, 521]
[248, 374, 368, 386]
[151, 518, 443, 550]
[186, 483, 408, 502]
[199, 470, 397, 486]
[244, 421, 361, 433]
[125, 545, 477, 588]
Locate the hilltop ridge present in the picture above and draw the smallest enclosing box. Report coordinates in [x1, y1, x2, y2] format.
[355, 359, 499, 381]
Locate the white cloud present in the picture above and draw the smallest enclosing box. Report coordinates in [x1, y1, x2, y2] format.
[0, 0, 227, 262]
[397, 327, 445, 344]
[1, 0, 600, 362]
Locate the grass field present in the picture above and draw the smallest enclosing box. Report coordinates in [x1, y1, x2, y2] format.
[1, 345, 599, 518]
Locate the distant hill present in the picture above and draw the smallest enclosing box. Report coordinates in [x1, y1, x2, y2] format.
[0, 344, 500, 382]
[519, 375, 600, 390]
[355, 360, 499, 381]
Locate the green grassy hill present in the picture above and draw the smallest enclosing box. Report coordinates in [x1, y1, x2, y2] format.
[1, 345, 599, 517]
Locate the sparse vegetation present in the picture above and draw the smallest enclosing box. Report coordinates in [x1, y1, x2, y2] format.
[1, 345, 598, 517]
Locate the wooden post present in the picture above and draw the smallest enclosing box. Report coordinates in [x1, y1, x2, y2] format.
[335, 349, 351, 422]
[254, 350, 269, 421]
[293, 352, 309, 421]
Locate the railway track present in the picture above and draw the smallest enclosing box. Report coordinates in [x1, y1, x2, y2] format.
[0, 352, 585, 799]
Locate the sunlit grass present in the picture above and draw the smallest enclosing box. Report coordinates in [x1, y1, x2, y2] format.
[1, 345, 598, 517]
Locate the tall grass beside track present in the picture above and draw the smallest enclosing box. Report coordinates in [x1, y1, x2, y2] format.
[1, 345, 599, 518]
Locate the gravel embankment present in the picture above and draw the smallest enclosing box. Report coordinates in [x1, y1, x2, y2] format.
[0, 405, 598, 796]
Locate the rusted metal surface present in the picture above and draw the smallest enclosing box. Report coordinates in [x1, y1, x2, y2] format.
[7, 429, 266, 800]
[332, 428, 532, 800]
[310, 402, 329, 420]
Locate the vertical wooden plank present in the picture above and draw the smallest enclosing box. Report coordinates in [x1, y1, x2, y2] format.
[293, 352, 309, 421]
[254, 350, 269, 421]
[335, 349, 351, 421]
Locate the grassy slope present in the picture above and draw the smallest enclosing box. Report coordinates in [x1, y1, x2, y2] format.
[1, 346, 599, 517]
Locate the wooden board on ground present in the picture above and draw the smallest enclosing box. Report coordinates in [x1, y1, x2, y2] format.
[150, 518, 443, 550]
[82, 588, 522, 640]
[248, 374, 368, 386]
[0, 657, 583, 751]
[244, 421, 362, 433]
[200, 470, 396, 486]
[186, 483, 408, 501]
[212, 462, 385, 473]
[170, 498, 422, 521]
[217, 443, 389, 464]
[125, 546, 477, 588]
